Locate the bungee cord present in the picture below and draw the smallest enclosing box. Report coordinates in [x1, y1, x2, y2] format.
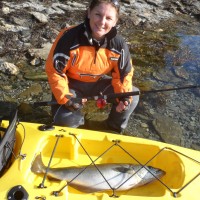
[35, 131, 200, 198]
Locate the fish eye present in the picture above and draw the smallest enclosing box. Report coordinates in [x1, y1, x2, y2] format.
[148, 166, 158, 172]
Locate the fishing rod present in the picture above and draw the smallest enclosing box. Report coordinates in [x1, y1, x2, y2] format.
[33, 85, 200, 107]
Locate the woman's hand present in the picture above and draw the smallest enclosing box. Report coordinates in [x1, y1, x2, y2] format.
[116, 100, 130, 112]
[65, 98, 87, 111]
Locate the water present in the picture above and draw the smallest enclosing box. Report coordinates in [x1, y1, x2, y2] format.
[125, 17, 200, 148]
[178, 34, 200, 83]
[165, 33, 200, 82]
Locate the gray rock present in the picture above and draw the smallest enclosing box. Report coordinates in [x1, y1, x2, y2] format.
[146, 0, 164, 7]
[191, 143, 200, 151]
[11, 16, 29, 27]
[0, 18, 28, 32]
[19, 83, 43, 99]
[0, 62, 19, 75]
[30, 57, 41, 66]
[173, 66, 190, 80]
[29, 42, 53, 60]
[31, 12, 49, 23]
[152, 69, 180, 83]
[152, 114, 183, 145]
[24, 72, 47, 81]
[141, 122, 149, 128]
[2, 6, 10, 14]
[19, 29, 31, 43]
[4, 1, 47, 12]
[121, 0, 132, 4]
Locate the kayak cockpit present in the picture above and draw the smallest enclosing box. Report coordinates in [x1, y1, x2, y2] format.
[0, 112, 200, 199]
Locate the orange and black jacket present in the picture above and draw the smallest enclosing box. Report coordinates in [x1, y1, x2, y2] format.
[46, 20, 134, 104]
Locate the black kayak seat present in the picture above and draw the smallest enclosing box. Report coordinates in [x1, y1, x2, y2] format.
[0, 110, 18, 176]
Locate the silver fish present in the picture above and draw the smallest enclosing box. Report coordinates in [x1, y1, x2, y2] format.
[31, 154, 165, 193]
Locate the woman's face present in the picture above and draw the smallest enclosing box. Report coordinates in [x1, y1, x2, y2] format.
[88, 3, 118, 40]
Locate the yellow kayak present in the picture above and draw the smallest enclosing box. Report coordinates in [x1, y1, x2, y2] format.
[0, 110, 200, 200]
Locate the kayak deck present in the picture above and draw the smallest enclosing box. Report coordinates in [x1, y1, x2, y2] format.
[0, 120, 200, 199]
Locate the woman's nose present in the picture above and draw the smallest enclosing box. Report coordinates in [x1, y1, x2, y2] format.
[99, 17, 106, 25]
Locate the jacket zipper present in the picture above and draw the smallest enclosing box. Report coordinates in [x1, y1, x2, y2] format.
[94, 45, 100, 64]
[94, 49, 97, 64]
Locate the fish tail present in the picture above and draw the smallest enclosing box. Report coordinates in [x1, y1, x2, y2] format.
[31, 153, 46, 174]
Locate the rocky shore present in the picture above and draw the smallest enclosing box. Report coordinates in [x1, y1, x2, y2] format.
[0, 0, 200, 150]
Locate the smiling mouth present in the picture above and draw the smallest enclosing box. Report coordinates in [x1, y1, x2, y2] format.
[96, 25, 105, 31]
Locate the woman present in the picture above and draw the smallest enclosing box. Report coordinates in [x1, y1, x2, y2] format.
[45, 0, 139, 133]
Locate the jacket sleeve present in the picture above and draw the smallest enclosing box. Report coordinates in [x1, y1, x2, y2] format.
[45, 28, 72, 105]
[111, 39, 134, 101]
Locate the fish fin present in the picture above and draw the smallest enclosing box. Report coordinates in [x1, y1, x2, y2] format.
[48, 176, 61, 181]
[114, 167, 133, 174]
[31, 153, 46, 174]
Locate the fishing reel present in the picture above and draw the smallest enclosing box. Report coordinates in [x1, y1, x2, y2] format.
[96, 98, 107, 109]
